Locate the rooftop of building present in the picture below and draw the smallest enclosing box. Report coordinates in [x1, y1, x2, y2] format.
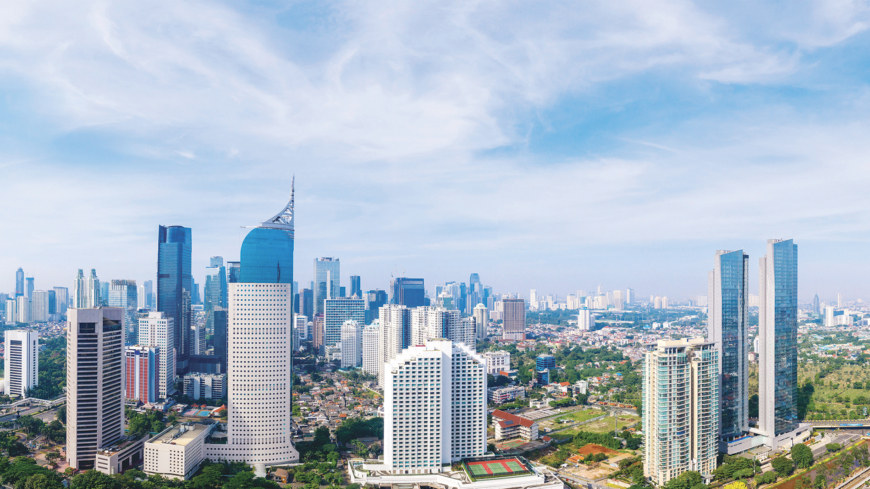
[98, 435, 146, 455]
[147, 422, 212, 447]
[492, 410, 536, 428]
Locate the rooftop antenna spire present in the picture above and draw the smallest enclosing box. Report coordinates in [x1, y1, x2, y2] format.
[258, 175, 295, 234]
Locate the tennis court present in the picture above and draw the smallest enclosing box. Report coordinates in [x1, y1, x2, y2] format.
[465, 458, 530, 478]
[197, 410, 211, 417]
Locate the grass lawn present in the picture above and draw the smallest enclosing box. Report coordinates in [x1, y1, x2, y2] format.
[581, 415, 640, 434]
[555, 409, 606, 424]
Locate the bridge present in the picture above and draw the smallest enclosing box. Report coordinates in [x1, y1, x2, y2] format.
[0, 396, 65, 410]
[801, 420, 870, 429]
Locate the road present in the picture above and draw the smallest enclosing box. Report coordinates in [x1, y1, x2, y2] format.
[811, 433, 859, 459]
[0, 406, 60, 425]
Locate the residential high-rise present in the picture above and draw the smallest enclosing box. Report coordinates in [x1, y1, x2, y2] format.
[207, 184, 299, 467]
[378, 304, 411, 388]
[30, 290, 50, 323]
[824, 306, 835, 327]
[3, 329, 38, 398]
[16, 296, 30, 324]
[324, 298, 365, 347]
[612, 290, 624, 310]
[5, 299, 16, 325]
[390, 277, 425, 308]
[529, 289, 538, 310]
[473, 303, 488, 339]
[707, 250, 749, 447]
[501, 298, 526, 341]
[294, 315, 308, 351]
[626, 288, 634, 304]
[362, 322, 380, 376]
[125, 345, 159, 403]
[139, 312, 176, 399]
[109, 280, 139, 345]
[365, 289, 388, 324]
[74, 269, 100, 308]
[643, 338, 718, 486]
[15, 268, 24, 297]
[157, 225, 192, 373]
[67, 308, 125, 471]
[313, 314, 325, 352]
[314, 257, 340, 315]
[813, 294, 820, 316]
[383, 339, 487, 474]
[341, 320, 362, 368]
[52, 286, 69, 315]
[662, 296, 669, 309]
[759, 238, 801, 447]
[577, 307, 592, 331]
[350, 276, 361, 298]
[838, 293, 842, 308]
[87, 270, 101, 307]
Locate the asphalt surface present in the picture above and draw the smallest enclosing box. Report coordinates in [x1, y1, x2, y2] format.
[811, 433, 859, 459]
[0, 406, 44, 423]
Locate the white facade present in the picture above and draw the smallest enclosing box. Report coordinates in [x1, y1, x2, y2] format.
[473, 304, 488, 339]
[204, 282, 298, 466]
[484, 350, 510, 375]
[662, 296, 669, 309]
[139, 312, 176, 399]
[384, 339, 487, 474]
[31, 290, 50, 323]
[16, 295, 29, 324]
[378, 304, 410, 388]
[362, 322, 380, 376]
[341, 320, 362, 368]
[577, 307, 591, 331]
[5, 299, 17, 325]
[295, 315, 308, 350]
[612, 290, 624, 310]
[145, 423, 215, 480]
[3, 329, 38, 397]
[67, 308, 126, 471]
[183, 373, 226, 400]
[824, 306, 835, 327]
[191, 323, 206, 355]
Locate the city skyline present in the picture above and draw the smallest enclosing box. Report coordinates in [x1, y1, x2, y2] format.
[4, 3, 870, 300]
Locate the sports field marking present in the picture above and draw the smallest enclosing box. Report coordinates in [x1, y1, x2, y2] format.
[506, 461, 525, 472]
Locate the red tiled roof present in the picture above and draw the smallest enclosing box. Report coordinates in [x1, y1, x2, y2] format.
[492, 410, 536, 428]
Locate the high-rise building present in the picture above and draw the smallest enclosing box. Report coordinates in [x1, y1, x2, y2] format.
[383, 339, 487, 474]
[5, 299, 17, 325]
[100, 281, 109, 306]
[3, 329, 38, 398]
[74, 269, 102, 308]
[207, 184, 299, 467]
[708, 250, 749, 446]
[838, 293, 842, 308]
[54, 287, 69, 315]
[313, 314, 325, 352]
[300, 288, 313, 320]
[16, 295, 30, 324]
[662, 296, 669, 309]
[213, 307, 228, 373]
[758, 239, 801, 447]
[294, 315, 308, 351]
[25, 277, 34, 302]
[157, 225, 192, 373]
[67, 308, 125, 471]
[626, 288, 634, 304]
[378, 304, 411, 388]
[314, 257, 340, 315]
[227, 261, 241, 284]
[577, 307, 591, 331]
[813, 294, 820, 316]
[473, 303, 488, 339]
[350, 276, 361, 299]
[484, 350, 510, 375]
[109, 280, 139, 345]
[824, 306, 835, 327]
[144, 280, 154, 310]
[535, 355, 555, 384]
[362, 322, 380, 376]
[184, 373, 226, 400]
[643, 338, 718, 486]
[30, 290, 50, 323]
[324, 298, 365, 347]
[205, 257, 228, 339]
[139, 312, 176, 399]
[341, 320, 362, 368]
[365, 289, 388, 324]
[15, 268, 24, 297]
[529, 289, 538, 310]
[612, 290, 624, 310]
[125, 345, 159, 403]
[391, 278, 425, 308]
[501, 298, 526, 341]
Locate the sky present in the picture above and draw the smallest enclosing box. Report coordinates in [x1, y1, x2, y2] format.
[2, 0, 870, 302]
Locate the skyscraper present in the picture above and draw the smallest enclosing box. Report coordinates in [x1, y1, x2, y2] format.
[158, 225, 192, 373]
[125, 345, 159, 403]
[626, 288, 634, 304]
[53, 287, 69, 315]
[501, 298, 526, 341]
[207, 184, 299, 467]
[139, 312, 176, 399]
[643, 338, 718, 486]
[314, 257, 340, 315]
[324, 297, 365, 347]
[5, 299, 17, 325]
[30, 291, 50, 323]
[350, 275, 361, 298]
[473, 303, 488, 339]
[383, 339, 487, 474]
[341, 320, 362, 368]
[205, 257, 228, 338]
[67, 308, 125, 471]
[15, 268, 24, 297]
[378, 304, 411, 388]
[144, 280, 153, 309]
[577, 307, 592, 331]
[109, 280, 139, 345]
[758, 238, 802, 447]
[365, 289, 388, 324]
[25, 277, 34, 302]
[3, 329, 38, 398]
[813, 294, 820, 316]
[708, 250, 749, 447]
[213, 307, 228, 373]
[16, 296, 30, 324]
[362, 322, 380, 376]
[390, 277, 425, 308]
[301, 288, 313, 320]
[74, 269, 101, 309]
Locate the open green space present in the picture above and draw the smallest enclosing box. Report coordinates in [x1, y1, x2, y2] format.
[555, 409, 605, 424]
[581, 415, 640, 434]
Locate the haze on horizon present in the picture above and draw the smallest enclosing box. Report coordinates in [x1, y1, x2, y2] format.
[2, 1, 870, 302]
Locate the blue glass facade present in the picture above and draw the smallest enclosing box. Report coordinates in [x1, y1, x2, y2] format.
[157, 225, 192, 368]
[324, 298, 365, 346]
[536, 354, 556, 384]
[772, 240, 798, 436]
[313, 258, 340, 315]
[714, 250, 748, 438]
[391, 277, 425, 308]
[240, 228, 294, 284]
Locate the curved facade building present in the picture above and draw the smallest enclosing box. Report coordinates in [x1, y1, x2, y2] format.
[206, 181, 299, 469]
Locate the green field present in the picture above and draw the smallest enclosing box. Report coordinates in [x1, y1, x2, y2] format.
[580, 414, 640, 434]
[555, 409, 605, 424]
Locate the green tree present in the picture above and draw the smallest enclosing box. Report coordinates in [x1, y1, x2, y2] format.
[826, 443, 842, 453]
[70, 470, 120, 489]
[792, 443, 814, 469]
[663, 471, 702, 489]
[772, 456, 794, 477]
[23, 473, 64, 489]
[56, 405, 66, 424]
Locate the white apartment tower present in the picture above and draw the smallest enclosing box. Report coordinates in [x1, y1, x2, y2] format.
[577, 307, 592, 331]
[341, 320, 362, 368]
[643, 338, 718, 486]
[384, 339, 487, 474]
[362, 322, 380, 376]
[484, 350, 510, 375]
[473, 303, 488, 339]
[67, 308, 126, 471]
[3, 329, 38, 398]
[378, 304, 410, 388]
[139, 312, 176, 398]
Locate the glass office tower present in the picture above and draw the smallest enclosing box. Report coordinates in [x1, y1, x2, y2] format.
[759, 239, 799, 442]
[708, 250, 748, 442]
[157, 225, 192, 373]
[324, 298, 365, 347]
[390, 277, 425, 308]
[313, 258, 340, 315]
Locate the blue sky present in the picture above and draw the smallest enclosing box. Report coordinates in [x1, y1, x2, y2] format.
[2, 0, 870, 302]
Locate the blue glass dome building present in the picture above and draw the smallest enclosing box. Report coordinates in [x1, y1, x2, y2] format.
[239, 181, 295, 284]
